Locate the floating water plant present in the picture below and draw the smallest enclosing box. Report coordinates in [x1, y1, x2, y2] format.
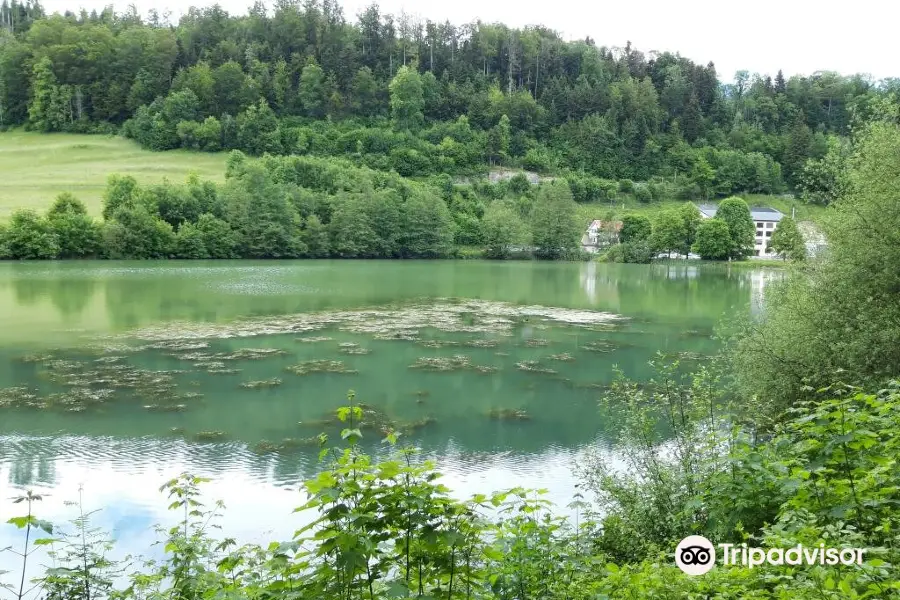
[487, 408, 531, 421]
[548, 353, 575, 362]
[524, 338, 551, 347]
[338, 342, 371, 355]
[118, 300, 624, 345]
[277, 436, 323, 449]
[223, 348, 287, 360]
[418, 339, 456, 348]
[466, 339, 499, 348]
[240, 378, 283, 389]
[515, 361, 557, 374]
[207, 368, 241, 375]
[409, 355, 496, 373]
[409, 355, 468, 371]
[252, 436, 323, 454]
[400, 416, 437, 433]
[19, 353, 56, 363]
[253, 440, 280, 454]
[147, 340, 210, 351]
[193, 360, 227, 370]
[296, 336, 333, 343]
[94, 356, 126, 364]
[285, 360, 358, 375]
[581, 341, 616, 353]
[143, 403, 187, 412]
[0, 387, 40, 408]
[193, 431, 227, 442]
[358, 404, 395, 433]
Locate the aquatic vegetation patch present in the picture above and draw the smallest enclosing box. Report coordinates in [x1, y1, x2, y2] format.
[42, 388, 117, 412]
[515, 360, 557, 374]
[193, 431, 228, 442]
[252, 436, 323, 454]
[418, 338, 501, 349]
[285, 360, 358, 375]
[193, 360, 227, 370]
[19, 352, 56, 363]
[0, 386, 41, 408]
[581, 340, 616, 353]
[94, 356, 127, 364]
[409, 355, 497, 374]
[400, 416, 437, 433]
[418, 339, 458, 349]
[224, 348, 287, 360]
[574, 381, 608, 390]
[487, 408, 531, 421]
[240, 378, 283, 389]
[523, 338, 551, 347]
[466, 339, 499, 348]
[117, 300, 624, 343]
[143, 403, 188, 412]
[338, 342, 371, 355]
[548, 352, 575, 362]
[146, 340, 211, 351]
[296, 336, 333, 343]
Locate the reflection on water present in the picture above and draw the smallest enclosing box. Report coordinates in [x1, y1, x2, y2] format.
[0, 435, 600, 583]
[0, 260, 779, 575]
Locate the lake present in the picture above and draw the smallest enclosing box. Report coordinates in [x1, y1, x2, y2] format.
[0, 260, 778, 573]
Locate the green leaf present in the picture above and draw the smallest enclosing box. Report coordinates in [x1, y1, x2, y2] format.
[6, 516, 31, 529]
[32, 537, 57, 546]
[341, 428, 362, 441]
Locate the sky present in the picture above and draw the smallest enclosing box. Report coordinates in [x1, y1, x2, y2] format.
[38, 0, 900, 82]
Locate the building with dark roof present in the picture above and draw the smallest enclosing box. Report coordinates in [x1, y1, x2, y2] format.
[696, 203, 784, 258]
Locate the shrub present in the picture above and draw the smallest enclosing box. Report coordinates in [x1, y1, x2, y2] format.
[3, 209, 59, 259]
[633, 182, 653, 203]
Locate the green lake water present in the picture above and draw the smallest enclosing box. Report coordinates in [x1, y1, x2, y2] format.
[0, 260, 779, 571]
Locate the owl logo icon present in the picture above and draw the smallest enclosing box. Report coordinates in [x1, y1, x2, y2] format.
[675, 536, 716, 575]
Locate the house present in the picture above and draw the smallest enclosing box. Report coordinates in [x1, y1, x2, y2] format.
[581, 220, 622, 253]
[696, 204, 783, 258]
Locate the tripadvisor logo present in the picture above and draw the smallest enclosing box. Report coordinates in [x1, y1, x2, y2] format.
[675, 536, 868, 575]
[675, 535, 716, 575]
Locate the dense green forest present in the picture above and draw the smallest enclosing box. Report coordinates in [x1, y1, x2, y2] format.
[1, 0, 895, 204]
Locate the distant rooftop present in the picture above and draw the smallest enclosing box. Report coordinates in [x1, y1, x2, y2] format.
[696, 203, 783, 222]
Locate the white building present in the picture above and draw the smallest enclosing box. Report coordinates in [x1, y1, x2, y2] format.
[581, 219, 622, 254]
[696, 204, 783, 258]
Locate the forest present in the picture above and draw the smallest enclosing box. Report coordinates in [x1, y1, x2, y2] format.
[0, 0, 892, 205]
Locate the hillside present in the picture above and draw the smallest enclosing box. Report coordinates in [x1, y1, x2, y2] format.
[0, 131, 227, 218]
[0, 0, 886, 210]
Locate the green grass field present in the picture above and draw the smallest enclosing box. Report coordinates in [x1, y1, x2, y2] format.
[0, 131, 228, 219]
[0, 130, 831, 232]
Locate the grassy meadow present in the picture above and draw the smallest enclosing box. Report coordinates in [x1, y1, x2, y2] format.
[0, 130, 829, 233]
[0, 130, 228, 219]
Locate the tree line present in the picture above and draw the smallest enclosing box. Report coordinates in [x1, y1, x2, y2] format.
[2, 0, 898, 200]
[0, 151, 584, 260]
[600, 196, 806, 263]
